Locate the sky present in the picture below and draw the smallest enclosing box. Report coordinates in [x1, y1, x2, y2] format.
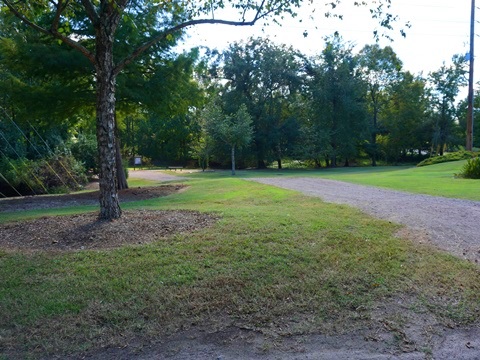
[178, 0, 475, 95]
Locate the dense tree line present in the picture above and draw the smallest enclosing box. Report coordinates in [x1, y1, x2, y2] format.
[197, 35, 468, 169]
[1, 26, 470, 194]
[0, 0, 421, 218]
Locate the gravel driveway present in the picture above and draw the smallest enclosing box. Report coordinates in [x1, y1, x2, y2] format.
[251, 177, 480, 263]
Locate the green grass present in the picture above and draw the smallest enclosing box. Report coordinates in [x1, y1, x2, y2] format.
[1, 177, 479, 357]
[186, 160, 480, 201]
[316, 161, 480, 200]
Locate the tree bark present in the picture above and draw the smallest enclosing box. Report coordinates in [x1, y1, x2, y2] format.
[371, 130, 377, 167]
[95, 25, 121, 220]
[371, 95, 379, 167]
[115, 115, 128, 190]
[231, 145, 236, 176]
[115, 136, 128, 190]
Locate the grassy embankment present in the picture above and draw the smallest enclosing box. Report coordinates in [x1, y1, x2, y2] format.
[0, 163, 479, 357]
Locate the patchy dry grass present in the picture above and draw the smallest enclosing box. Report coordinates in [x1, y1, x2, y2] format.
[0, 178, 479, 358]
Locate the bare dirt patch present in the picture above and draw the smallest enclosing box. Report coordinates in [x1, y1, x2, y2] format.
[0, 184, 218, 252]
[0, 209, 218, 252]
[0, 184, 186, 213]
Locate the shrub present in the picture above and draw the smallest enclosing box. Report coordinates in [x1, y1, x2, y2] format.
[457, 157, 480, 179]
[0, 153, 88, 196]
[69, 133, 98, 174]
[0, 158, 40, 196]
[417, 151, 477, 167]
[36, 153, 88, 191]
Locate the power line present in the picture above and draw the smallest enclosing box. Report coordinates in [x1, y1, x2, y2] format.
[0, 148, 38, 195]
[27, 120, 83, 189]
[1, 108, 70, 190]
[0, 172, 22, 197]
[0, 130, 48, 194]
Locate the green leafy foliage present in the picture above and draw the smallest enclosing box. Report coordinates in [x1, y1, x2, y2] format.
[36, 153, 88, 191]
[457, 157, 480, 179]
[68, 133, 98, 174]
[417, 151, 477, 167]
[220, 37, 304, 168]
[202, 102, 253, 174]
[379, 72, 430, 163]
[358, 44, 403, 166]
[0, 152, 87, 196]
[428, 55, 467, 156]
[303, 35, 368, 167]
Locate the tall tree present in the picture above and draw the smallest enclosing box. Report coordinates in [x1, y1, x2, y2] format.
[427, 56, 467, 155]
[203, 103, 253, 175]
[221, 38, 304, 168]
[358, 44, 402, 166]
[0, 0, 305, 219]
[305, 35, 368, 167]
[457, 89, 480, 150]
[0, 16, 200, 189]
[380, 72, 429, 162]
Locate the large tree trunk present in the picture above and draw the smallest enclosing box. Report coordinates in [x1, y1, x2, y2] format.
[115, 137, 128, 190]
[95, 29, 121, 220]
[371, 130, 377, 167]
[371, 101, 378, 167]
[115, 115, 128, 190]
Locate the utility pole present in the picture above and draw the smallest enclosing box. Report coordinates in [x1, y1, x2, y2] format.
[466, 0, 475, 151]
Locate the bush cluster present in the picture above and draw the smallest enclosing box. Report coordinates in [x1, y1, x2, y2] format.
[457, 157, 480, 179]
[69, 133, 98, 174]
[0, 152, 87, 196]
[416, 151, 477, 167]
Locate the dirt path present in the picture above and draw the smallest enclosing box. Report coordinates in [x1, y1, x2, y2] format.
[251, 177, 480, 263]
[129, 169, 188, 182]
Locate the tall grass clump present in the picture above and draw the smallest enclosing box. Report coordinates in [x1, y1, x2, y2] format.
[457, 157, 480, 179]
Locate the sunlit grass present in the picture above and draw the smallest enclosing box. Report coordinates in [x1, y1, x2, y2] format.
[185, 160, 480, 201]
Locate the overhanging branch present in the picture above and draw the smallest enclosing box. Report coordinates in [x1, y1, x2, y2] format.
[2, 0, 96, 64]
[114, 2, 276, 75]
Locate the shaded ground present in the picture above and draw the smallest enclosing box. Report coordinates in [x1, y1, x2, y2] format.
[76, 324, 480, 360]
[0, 184, 186, 213]
[0, 209, 217, 252]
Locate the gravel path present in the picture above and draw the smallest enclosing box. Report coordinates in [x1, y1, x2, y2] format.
[251, 177, 480, 263]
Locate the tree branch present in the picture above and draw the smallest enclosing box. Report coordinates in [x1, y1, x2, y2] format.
[80, 0, 100, 25]
[51, 0, 65, 32]
[114, 3, 274, 76]
[2, 0, 96, 64]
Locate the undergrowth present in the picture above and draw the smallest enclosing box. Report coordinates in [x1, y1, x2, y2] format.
[457, 157, 480, 179]
[416, 151, 477, 167]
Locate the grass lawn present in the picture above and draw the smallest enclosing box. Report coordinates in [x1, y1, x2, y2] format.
[0, 176, 479, 357]
[185, 160, 480, 201]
